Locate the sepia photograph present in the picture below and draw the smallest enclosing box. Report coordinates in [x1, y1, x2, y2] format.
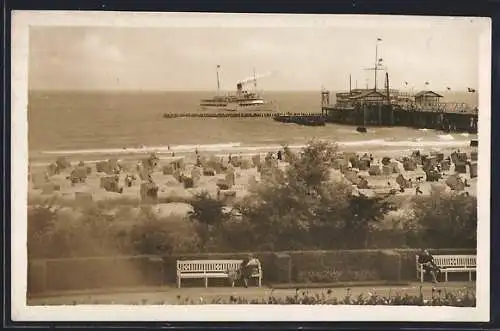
[11, 11, 491, 322]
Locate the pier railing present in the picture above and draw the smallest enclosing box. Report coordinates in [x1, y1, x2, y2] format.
[162, 112, 323, 119]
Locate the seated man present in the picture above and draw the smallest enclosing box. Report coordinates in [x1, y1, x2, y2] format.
[418, 249, 440, 283]
[239, 254, 260, 288]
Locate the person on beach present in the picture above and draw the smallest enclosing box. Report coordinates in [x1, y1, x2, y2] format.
[124, 174, 133, 187]
[415, 184, 423, 195]
[239, 254, 260, 288]
[417, 249, 440, 283]
[277, 150, 282, 161]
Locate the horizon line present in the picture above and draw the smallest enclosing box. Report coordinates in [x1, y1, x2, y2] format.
[28, 88, 477, 93]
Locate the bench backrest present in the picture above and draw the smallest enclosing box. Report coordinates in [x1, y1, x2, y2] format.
[177, 260, 246, 274]
[416, 254, 476, 268]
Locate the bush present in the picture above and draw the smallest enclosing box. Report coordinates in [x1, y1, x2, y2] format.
[289, 250, 385, 282]
[297, 270, 343, 283]
[188, 191, 229, 250]
[129, 219, 174, 255]
[27, 203, 202, 259]
[412, 185, 477, 248]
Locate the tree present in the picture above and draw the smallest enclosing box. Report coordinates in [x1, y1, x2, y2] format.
[285, 139, 339, 191]
[345, 195, 396, 248]
[237, 140, 361, 250]
[308, 181, 353, 248]
[188, 191, 227, 227]
[28, 205, 57, 258]
[129, 208, 173, 255]
[188, 191, 228, 250]
[412, 185, 477, 248]
[235, 140, 398, 250]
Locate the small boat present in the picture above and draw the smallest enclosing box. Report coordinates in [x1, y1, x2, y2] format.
[356, 126, 367, 133]
[273, 115, 325, 126]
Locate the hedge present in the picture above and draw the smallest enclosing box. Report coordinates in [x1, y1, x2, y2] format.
[28, 248, 476, 295]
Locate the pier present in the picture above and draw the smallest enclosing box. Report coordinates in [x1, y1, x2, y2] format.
[163, 112, 327, 126]
[163, 112, 283, 118]
[321, 104, 478, 133]
[162, 107, 478, 132]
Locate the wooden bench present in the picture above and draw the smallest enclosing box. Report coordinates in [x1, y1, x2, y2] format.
[176, 259, 263, 288]
[416, 254, 476, 282]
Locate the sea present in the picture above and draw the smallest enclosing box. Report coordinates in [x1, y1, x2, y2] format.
[28, 90, 479, 164]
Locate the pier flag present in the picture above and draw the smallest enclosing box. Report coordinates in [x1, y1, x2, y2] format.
[404, 81, 408, 86]
[217, 65, 220, 68]
[467, 87, 476, 93]
[446, 87, 451, 91]
[425, 81, 430, 85]
[377, 38, 382, 41]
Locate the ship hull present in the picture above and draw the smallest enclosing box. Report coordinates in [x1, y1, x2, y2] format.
[200, 102, 275, 112]
[223, 102, 275, 112]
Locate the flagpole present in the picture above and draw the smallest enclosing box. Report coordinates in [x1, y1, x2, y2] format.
[374, 39, 379, 91]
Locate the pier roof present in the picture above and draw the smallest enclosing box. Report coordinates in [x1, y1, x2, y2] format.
[413, 90, 443, 98]
[348, 90, 387, 100]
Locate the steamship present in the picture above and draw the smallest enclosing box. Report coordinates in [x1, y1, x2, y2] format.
[199, 66, 275, 112]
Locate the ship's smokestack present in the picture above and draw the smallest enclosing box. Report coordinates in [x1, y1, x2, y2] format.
[216, 65, 221, 96]
[237, 83, 243, 94]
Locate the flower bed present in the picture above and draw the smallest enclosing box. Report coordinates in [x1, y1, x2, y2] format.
[174, 287, 476, 306]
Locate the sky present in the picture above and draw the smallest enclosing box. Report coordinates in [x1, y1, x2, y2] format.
[28, 14, 485, 92]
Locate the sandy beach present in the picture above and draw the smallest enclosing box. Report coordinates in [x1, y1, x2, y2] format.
[27, 142, 478, 221]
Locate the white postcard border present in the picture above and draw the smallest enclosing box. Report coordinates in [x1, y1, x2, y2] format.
[10, 11, 492, 322]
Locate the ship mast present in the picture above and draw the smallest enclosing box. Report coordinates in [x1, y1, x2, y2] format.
[363, 38, 383, 92]
[349, 74, 352, 94]
[253, 67, 257, 93]
[385, 72, 390, 104]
